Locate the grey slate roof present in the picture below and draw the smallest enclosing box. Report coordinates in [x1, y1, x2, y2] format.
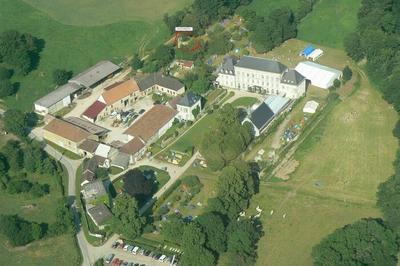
[137, 72, 184, 92]
[82, 179, 107, 198]
[87, 204, 113, 226]
[34, 83, 81, 108]
[69, 61, 121, 88]
[281, 69, 305, 85]
[236, 56, 287, 74]
[64, 117, 109, 136]
[219, 56, 236, 75]
[111, 152, 130, 170]
[250, 103, 275, 130]
[177, 91, 200, 107]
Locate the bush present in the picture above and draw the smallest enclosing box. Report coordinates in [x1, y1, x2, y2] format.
[52, 69, 72, 86]
[7, 180, 32, 194]
[30, 182, 50, 198]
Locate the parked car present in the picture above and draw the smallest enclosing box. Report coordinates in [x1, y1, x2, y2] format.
[127, 263, 133, 266]
[132, 246, 139, 255]
[121, 262, 128, 266]
[144, 250, 151, 256]
[112, 258, 120, 266]
[154, 254, 161, 260]
[105, 253, 115, 264]
[139, 109, 145, 114]
[128, 245, 134, 253]
[111, 241, 118, 249]
[159, 255, 166, 262]
[123, 244, 129, 251]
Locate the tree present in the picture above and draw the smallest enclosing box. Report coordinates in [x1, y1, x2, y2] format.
[3, 109, 28, 137]
[342, 65, 353, 82]
[180, 223, 216, 266]
[163, 11, 185, 33]
[0, 66, 12, 80]
[225, 219, 262, 265]
[131, 54, 143, 70]
[0, 30, 41, 74]
[161, 214, 185, 244]
[196, 212, 227, 253]
[2, 140, 23, 171]
[200, 104, 253, 171]
[112, 193, 145, 239]
[344, 33, 365, 62]
[333, 79, 341, 88]
[192, 106, 200, 119]
[52, 69, 72, 86]
[377, 173, 400, 232]
[209, 161, 255, 219]
[312, 218, 399, 266]
[0, 79, 15, 98]
[0, 214, 42, 246]
[122, 169, 154, 203]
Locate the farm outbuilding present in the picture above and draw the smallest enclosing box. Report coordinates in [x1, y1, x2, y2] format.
[295, 61, 342, 89]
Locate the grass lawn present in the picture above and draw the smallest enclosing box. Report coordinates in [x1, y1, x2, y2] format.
[230, 97, 259, 108]
[0, 0, 183, 111]
[46, 141, 82, 160]
[168, 112, 218, 153]
[0, 171, 81, 265]
[253, 73, 397, 264]
[297, 0, 361, 48]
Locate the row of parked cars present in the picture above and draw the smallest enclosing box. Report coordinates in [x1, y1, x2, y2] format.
[110, 239, 178, 265]
[105, 253, 144, 266]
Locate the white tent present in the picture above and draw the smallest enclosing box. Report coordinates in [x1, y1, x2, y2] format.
[295, 61, 342, 89]
[307, 49, 324, 61]
[303, 100, 319, 114]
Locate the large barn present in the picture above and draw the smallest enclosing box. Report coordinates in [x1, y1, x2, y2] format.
[295, 61, 342, 89]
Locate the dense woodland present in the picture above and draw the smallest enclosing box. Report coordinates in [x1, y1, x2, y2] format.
[312, 0, 400, 265]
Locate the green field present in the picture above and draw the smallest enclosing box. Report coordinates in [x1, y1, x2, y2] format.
[0, 172, 81, 265]
[253, 74, 397, 265]
[297, 0, 361, 48]
[0, 0, 187, 111]
[23, 0, 192, 26]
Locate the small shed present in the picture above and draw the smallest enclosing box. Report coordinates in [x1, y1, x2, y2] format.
[303, 100, 319, 114]
[300, 45, 315, 57]
[307, 49, 324, 61]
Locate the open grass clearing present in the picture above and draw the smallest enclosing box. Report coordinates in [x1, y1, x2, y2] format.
[297, 0, 361, 48]
[23, 0, 192, 26]
[0, 0, 175, 111]
[0, 158, 81, 265]
[251, 186, 380, 266]
[253, 73, 397, 264]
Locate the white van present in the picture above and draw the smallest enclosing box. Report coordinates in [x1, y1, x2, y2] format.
[159, 255, 166, 262]
[131, 246, 139, 255]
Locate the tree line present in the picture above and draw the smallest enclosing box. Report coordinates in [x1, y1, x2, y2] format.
[312, 0, 400, 265]
[162, 161, 262, 266]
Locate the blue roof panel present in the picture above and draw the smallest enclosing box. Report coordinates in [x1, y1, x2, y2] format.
[302, 45, 315, 56]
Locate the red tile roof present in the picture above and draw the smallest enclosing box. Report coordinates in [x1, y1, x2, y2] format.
[120, 137, 146, 155]
[124, 105, 177, 141]
[83, 101, 106, 120]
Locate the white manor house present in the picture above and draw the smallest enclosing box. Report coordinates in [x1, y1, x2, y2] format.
[217, 55, 306, 99]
